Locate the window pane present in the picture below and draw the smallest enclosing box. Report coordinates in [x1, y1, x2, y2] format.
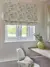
[7, 25, 16, 37]
[33, 26, 35, 40]
[21, 25, 27, 37]
[33, 26, 35, 34]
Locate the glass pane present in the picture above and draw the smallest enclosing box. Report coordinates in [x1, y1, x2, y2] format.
[33, 26, 35, 34]
[21, 25, 27, 37]
[7, 25, 16, 37]
[33, 26, 35, 40]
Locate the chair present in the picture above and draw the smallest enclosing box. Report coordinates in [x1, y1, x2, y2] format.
[16, 48, 34, 67]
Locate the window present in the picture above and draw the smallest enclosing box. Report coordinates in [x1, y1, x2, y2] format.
[5, 25, 35, 42]
[7, 25, 16, 37]
[21, 26, 27, 37]
[47, 25, 50, 41]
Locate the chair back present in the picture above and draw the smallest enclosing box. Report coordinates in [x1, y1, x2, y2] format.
[16, 48, 25, 61]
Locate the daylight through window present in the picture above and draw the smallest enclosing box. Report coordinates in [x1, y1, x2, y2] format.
[5, 25, 35, 42]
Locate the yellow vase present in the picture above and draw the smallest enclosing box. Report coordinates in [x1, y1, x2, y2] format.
[37, 41, 45, 49]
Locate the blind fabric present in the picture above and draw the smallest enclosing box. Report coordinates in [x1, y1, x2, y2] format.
[3, 1, 38, 25]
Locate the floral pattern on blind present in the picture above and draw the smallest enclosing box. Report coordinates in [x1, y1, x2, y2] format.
[3, 2, 38, 24]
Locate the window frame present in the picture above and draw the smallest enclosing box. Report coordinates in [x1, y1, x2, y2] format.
[5, 24, 36, 42]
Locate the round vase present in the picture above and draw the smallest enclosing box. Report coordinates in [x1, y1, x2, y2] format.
[37, 41, 45, 49]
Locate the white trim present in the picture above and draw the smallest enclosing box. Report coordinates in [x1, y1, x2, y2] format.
[0, 57, 17, 62]
[4, 40, 36, 43]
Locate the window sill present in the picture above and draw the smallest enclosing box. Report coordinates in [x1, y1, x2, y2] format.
[4, 40, 36, 43]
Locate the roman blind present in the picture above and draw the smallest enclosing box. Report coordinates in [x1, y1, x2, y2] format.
[3, 1, 38, 25]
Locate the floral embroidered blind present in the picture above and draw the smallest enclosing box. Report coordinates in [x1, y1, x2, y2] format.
[3, 1, 38, 25]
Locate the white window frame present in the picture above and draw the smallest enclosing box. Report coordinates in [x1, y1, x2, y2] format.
[5, 24, 36, 42]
